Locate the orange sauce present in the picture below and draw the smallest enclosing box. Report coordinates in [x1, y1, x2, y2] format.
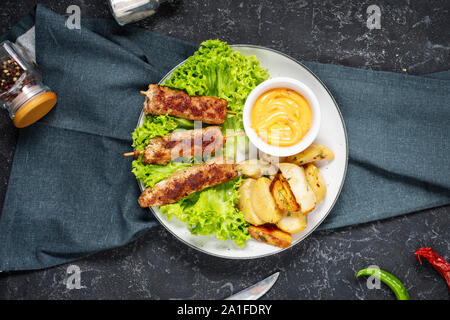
[250, 88, 312, 147]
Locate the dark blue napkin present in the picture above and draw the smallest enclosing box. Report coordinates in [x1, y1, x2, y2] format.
[1, 6, 449, 271]
[304, 62, 450, 229]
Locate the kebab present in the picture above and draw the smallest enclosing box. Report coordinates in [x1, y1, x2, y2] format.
[123, 126, 244, 165]
[141, 84, 236, 125]
[137, 155, 279, 208]
[138, 157, 238, 207]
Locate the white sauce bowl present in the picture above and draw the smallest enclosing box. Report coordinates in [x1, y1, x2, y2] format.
[243, 77, 321, 157]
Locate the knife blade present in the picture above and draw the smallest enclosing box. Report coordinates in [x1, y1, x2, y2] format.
[224, 272, 279, 300]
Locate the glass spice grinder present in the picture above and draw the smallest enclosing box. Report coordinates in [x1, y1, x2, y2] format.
[0, 40, 57, 128]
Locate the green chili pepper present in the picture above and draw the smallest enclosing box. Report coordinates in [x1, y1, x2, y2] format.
[356, 268, 410, 300]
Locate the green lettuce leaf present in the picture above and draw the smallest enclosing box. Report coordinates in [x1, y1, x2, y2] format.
[132, 155, 193, 188]
[132, 114, 179, 151]
[159, 176, 250, 247]
[164, 39, 269, 113]
[222, 114, 249, 159]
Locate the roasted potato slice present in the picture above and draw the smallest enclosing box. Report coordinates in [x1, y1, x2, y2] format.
[270, 173, 300, 212]
[238, 179, 265, 226]
[250, 177, 283, 223]
[259, 152, 285, 166]
[276, 211, 307, 233]
[279, 163, 317, 214]
[304, 163, 327, 204]
[248, 224, 292, 248]
[236, 159, 278, 179]
[286, 143, 334, 165]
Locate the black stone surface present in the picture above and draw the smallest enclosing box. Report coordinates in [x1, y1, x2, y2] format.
[0, 0, 449, 300]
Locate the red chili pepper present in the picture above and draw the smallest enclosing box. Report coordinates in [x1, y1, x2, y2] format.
[415, 247, 450, 290]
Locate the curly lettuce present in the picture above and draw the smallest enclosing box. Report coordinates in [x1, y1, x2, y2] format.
[164, 39, 269, 113]
[222, 114, 248, 159]
[160, 177, 250, 247]
[132, 155, 193, 188]
[132, 114, 179, 151]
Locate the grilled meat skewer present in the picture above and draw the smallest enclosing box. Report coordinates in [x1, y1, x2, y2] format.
[142, 85, 228, 124]
[138, 159, 237, 207]
[142, 126, 223, 165]
[124, 129, 245, 165]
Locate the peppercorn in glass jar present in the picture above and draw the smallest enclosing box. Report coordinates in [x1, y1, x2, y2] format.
[0, 40, 57, 128]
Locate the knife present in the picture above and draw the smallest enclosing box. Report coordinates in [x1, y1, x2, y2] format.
[225, 272, 280, 300]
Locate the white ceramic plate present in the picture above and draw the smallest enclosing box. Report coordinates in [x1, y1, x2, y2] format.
[136, 45, 348, 259]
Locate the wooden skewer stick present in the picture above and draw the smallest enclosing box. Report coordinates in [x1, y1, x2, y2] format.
[123, 131, 246, 157]
[123, 151, 143, 157]
[224, 131, 245, 139]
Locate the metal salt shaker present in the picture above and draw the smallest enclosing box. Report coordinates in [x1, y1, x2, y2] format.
[108, 0, 172, 26]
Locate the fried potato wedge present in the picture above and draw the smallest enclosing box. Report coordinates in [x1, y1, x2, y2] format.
[304, 163, 327, 204]
[250, 177, 283, 224]
[238, 179, 265, 226]
[236, 159, 278, 179]
[286, 143, 334, 165]
[248, 224, 292, 248]
[270, 173, 300, 212]
[279, 163, 317, 214]
[260, 152, 285, 166]
[276, 211, 307, 233]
